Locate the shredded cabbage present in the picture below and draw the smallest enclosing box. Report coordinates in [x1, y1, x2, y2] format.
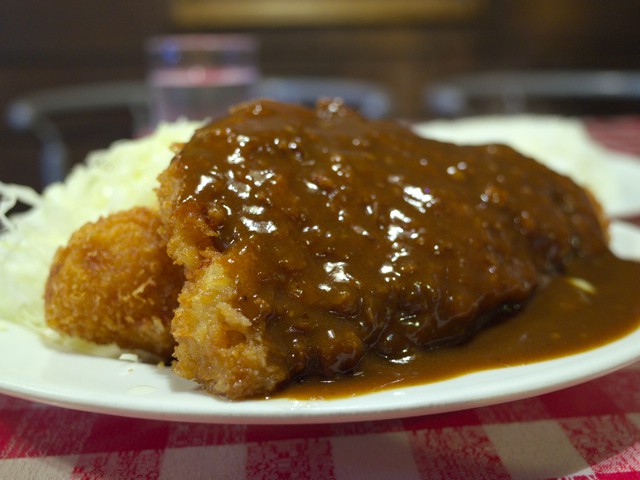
[0, 121, 200, 338]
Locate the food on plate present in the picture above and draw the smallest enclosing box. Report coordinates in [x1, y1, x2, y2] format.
[5, 99, 637, 401]
[44, 207, 183, 359]
[156, 99, 609, 399]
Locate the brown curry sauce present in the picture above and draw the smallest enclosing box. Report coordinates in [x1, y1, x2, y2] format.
[168, 99, 640, 399]
[279, 250, 640, 399]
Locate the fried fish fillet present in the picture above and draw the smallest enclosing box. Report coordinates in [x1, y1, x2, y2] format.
[45, 207, 184, 359]
[157, 99, 608, 399]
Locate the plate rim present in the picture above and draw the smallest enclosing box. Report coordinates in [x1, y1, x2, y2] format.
[2, 220, 639, 427]
[2, 324, 639, 425]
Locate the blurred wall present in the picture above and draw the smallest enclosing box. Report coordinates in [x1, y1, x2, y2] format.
[0, 0, 168, 189]
[1, 0, 639, 190]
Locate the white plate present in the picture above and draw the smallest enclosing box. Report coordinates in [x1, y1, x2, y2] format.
[2, 118, 640, 424]
[0, 221, 638, 424]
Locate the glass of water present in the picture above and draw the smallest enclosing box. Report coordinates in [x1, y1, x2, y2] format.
[145, 34, 260, 125]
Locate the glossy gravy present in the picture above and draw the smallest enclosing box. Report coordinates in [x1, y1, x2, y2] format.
[166, 99, 640, 399]
[277, 250, 640, 399]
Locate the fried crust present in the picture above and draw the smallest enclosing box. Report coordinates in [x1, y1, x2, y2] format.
[44, 207, 184, 359]
[157, 160, 289, 399]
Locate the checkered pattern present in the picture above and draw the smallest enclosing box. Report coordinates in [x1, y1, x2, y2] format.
[1, 363, 640, 479]
[1, 117, 639, 480]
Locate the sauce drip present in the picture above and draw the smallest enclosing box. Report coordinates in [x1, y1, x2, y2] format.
[277, 250, 640, 398]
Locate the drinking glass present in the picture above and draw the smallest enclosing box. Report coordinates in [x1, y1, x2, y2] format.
[145, 34, 260, 124]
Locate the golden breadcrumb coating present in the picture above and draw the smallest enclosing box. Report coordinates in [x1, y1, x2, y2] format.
[170, 257, 289, 398]
[157, 159, 289, 398]
[45, 207, 184, 359]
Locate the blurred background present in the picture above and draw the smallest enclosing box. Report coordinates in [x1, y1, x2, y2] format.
[2, 0, 640, 190]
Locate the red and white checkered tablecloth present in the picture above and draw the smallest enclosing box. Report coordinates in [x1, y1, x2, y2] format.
[2, 362, 640, 479]
[2, 116, 640, 480]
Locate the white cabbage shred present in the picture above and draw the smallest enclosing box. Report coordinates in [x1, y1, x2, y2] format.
[0, 121, 200, 337]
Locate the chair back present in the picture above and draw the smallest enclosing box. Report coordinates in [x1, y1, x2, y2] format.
[424, 70, 640, 117]
[6, 77, 391, 186]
